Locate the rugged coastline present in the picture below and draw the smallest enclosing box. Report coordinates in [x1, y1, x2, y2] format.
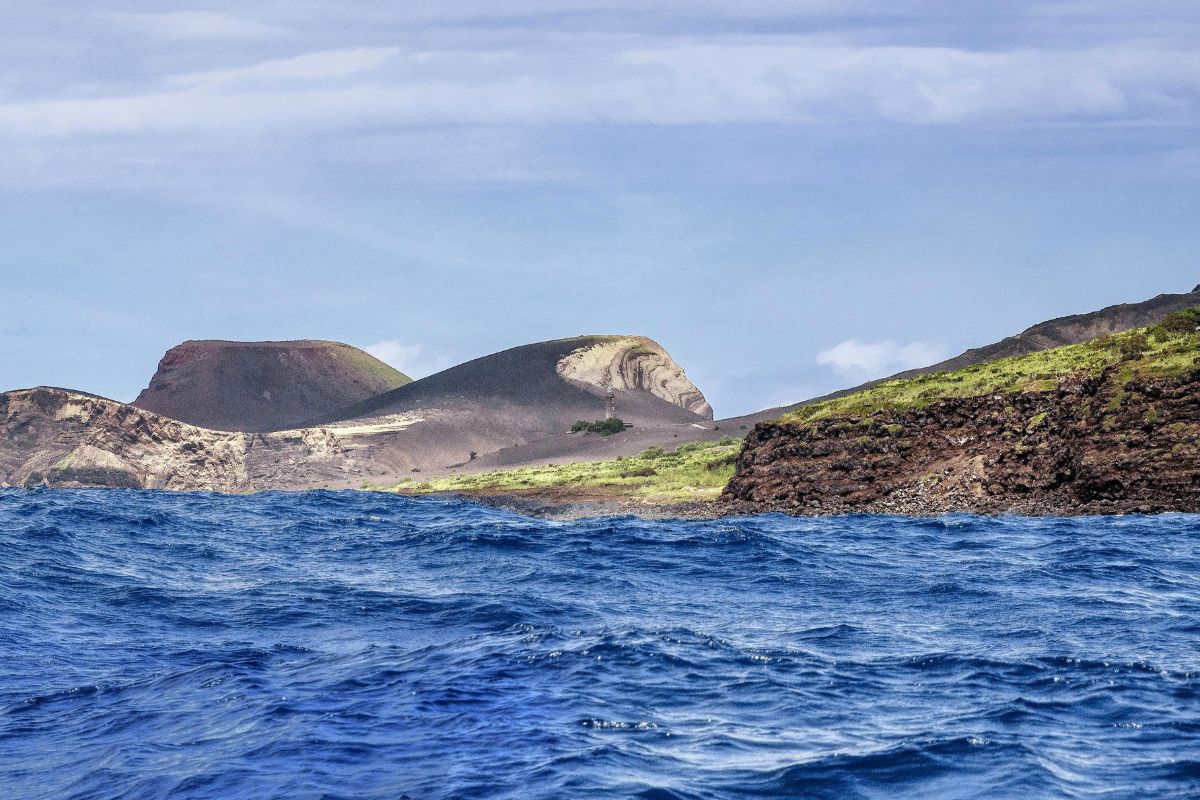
[6, 295, 1200, 519]
[722, 326, 1200, 517]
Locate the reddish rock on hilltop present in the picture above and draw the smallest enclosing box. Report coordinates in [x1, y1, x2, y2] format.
[133, 340, 411, 432]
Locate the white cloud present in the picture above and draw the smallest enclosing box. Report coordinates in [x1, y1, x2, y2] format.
[0, 4, 1197, 196]
[115, 11, 280, 39]
[169, 48, 400, 89]
[364, 340, 453, 379]
[816, 339, 949, 380]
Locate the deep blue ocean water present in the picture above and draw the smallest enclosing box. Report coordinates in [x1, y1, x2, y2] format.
[2, 490, 1199, 799]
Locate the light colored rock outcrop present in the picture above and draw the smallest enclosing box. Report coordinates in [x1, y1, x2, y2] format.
[556, 336, 713, 419]
[0, 387, 419, 491]
[1, 388, 251, 491]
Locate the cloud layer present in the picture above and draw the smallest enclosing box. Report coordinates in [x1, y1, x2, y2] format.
[1, 42, 1197, 139]
[0, 2, 1194, 193]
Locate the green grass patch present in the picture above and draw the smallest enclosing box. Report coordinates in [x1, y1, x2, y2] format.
[389, 438, 741, 502]
[779, 318, 1200, 425]
[53, 449, 78, 471]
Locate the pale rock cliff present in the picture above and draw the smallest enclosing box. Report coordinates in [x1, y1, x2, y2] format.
[556, 336, 713, 419]
[2, 388, 250, 491]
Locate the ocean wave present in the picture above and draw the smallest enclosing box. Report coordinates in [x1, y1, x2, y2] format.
[2, 490, 1199, 798]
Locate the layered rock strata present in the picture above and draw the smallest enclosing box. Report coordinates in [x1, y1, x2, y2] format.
[723, 369, 1200, 516]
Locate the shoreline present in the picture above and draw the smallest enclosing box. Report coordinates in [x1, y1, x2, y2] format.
[5, 484, 1192, 521]
[395, 487, 725, 521]
[402, 487, 1197, 521]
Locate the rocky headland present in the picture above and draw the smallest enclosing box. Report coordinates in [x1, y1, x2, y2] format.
[722, 317, 1200, 516]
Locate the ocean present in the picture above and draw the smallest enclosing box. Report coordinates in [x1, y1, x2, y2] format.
[1, 489, 1198, 799]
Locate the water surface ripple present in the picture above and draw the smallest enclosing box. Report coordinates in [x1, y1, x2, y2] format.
[2, 489, 1199, 798]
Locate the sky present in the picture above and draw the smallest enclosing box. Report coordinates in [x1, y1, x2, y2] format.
[1, 1, 1198, 417]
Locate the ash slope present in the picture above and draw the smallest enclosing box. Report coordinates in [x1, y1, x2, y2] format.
[315, 335, 711, 426]
[133, 340, 411, 433]
[296, 336, 714, 476]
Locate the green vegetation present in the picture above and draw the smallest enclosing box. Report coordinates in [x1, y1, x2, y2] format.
[388, 313, 1200, 505]
[1157, 307, 1200, 336]
[570, 418, 627, 435]
[779, 315, 1200, 425]
[345, 347, 413, 385]
[53, 449, 77, 471]
[390, 438, 742, 502]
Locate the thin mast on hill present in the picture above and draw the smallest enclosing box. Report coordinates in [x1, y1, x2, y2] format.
[606, 383, 616, 420]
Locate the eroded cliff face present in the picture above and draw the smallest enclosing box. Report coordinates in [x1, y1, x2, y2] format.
[556, 336, 713, 419]
[1, 388, 251, 491]
[722, 369, 1200, 516]
[0, 388, 427, 491]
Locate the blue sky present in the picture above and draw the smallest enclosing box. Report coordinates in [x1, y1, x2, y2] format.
[1, 1, 1198, 416]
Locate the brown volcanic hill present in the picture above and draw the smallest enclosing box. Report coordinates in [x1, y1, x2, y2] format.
[133, 340, 411, 433]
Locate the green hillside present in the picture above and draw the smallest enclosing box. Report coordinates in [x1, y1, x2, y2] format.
[780, 308, 1200, 425]
[389, 439, 740, 502]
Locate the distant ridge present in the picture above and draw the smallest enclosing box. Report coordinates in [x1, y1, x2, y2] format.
[133, 340, 411, 433]
[891, 284, 1200, 380]
[752, 284, 1200, 419]
[6, 286, 1199, 493]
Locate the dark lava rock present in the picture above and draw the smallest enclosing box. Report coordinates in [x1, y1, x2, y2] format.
[722, 367, 1200, 516]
